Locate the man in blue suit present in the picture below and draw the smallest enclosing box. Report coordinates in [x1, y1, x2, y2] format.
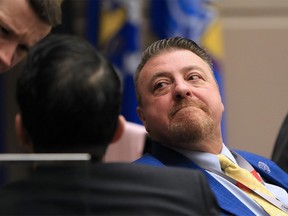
[134, 36, 288, 215]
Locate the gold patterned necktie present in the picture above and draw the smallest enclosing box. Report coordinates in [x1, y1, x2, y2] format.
[217, 154, 288, 216]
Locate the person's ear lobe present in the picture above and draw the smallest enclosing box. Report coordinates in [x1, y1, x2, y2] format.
[110, 115, 126, 143]
[15, 113, 33, 152]
[136, 106, 150, 132]
[136, 106, 146, 125]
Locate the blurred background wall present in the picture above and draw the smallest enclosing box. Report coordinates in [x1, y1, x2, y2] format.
[219, 0, 288, 157]
[0, 0, 287, 159]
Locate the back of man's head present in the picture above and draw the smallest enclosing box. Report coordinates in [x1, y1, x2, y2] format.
[16, 34, 122, 158]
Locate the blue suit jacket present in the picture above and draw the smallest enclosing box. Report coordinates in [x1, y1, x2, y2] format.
[134, 142, 288, 216]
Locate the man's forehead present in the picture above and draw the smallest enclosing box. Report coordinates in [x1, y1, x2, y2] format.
[142, 50, 210, 73]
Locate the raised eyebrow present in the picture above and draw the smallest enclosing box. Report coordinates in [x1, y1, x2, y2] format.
[150, 71, 172, 84]
[180, 65, 206, 74]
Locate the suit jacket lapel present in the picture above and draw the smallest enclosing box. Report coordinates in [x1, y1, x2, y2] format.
[151, 142, 255, 216]
[236, 150, 288, 191]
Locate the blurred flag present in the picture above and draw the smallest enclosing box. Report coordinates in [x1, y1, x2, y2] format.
[150, 0, 226, 142]
[86, 0, 143, 125]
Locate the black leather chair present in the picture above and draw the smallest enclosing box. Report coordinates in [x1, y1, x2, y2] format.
[271, 112, 288, 173]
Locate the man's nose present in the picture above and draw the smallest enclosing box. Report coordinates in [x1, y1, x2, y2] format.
[173, 81, 193, 100]
[0, 43, 17, 70]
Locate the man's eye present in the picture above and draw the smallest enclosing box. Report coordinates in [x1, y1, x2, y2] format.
[18, 44, 29, 53]
[188, 74, 201, 80]
[154, 82, 167, 90]
[0, 26, 9, 36]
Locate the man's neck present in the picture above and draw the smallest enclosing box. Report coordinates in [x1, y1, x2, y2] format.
[162, 138, 223, 154]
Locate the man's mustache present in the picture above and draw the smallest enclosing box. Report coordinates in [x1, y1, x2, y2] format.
[169, 99, 210, 119]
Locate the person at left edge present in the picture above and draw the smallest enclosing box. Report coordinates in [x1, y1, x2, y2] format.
[0, 0, 63, 73]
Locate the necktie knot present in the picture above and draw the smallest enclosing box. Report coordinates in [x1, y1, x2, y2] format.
[217, 154, 236, 171]
[217, 154, 259, 188]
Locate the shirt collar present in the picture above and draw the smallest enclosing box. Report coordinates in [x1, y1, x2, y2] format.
[173, 143, 237, 172]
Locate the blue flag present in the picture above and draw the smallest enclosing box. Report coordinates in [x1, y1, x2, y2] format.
[150, 0, 214, 43]
[86, 0, 143, 125]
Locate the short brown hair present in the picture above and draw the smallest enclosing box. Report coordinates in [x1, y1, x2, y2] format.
[134, 37, 213, 106]
[28, 0, 63, 26]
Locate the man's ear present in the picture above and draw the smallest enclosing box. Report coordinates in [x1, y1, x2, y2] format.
[136, 106, 146, 125]
[136, 106, 150, 133]
[15, 113, 33, 152]
[110, 115, 126, 143]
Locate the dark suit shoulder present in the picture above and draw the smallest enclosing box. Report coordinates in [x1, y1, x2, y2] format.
[94, 163, 220, 215]
[0, 162, 220, 216]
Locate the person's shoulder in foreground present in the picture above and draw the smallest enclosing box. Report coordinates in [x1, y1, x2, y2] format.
[0, 163, 220, 216]
[0, 34, 220, 216]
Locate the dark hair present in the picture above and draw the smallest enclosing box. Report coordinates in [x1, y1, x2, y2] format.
[27, 0, 63, 26]
[16, 34, 122, 158]
[134, 37, 213, 106]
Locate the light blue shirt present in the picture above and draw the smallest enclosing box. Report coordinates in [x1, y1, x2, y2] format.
[174, 144, 288, 216]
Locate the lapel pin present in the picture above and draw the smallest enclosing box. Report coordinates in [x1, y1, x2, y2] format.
[258, 161, 271, 174]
